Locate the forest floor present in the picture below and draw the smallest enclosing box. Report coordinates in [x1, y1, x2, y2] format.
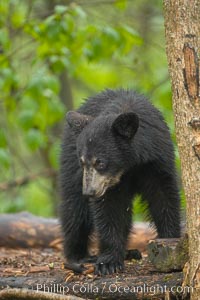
[0, 247, 184, 300]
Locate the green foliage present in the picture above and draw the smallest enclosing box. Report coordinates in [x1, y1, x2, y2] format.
[0, 0, 183, 217]
[0, 149, 11, 169]
[25, 129, 46, 151]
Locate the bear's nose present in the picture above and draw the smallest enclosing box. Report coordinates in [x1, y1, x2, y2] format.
[82, 187, 96, 197]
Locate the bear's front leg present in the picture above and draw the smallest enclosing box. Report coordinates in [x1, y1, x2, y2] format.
[90, 195, 132, 275]
[60, 190, 93, 262]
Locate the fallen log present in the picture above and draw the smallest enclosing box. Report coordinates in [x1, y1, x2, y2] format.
[0, 288, 84, 300]
[0, 212, 156, 252]
[147, 236, 188, 272]
[0, 212, 62, 249]
[0, 213, 188, 299]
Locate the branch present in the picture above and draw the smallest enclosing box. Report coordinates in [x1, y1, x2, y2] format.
[0, 272, 183, 299]
[0, 288, 84, 300]
[0, 169, 57, 191]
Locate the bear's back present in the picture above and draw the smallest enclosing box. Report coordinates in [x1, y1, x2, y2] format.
[78, 89, 165, 127]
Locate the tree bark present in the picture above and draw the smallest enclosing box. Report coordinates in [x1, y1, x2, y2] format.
[163, 1, 200, 299]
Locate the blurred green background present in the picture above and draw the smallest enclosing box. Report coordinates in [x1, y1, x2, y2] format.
[0, 0, 183, 219]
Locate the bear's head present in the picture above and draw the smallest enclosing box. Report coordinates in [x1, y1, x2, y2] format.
[66, 111, 139, 198]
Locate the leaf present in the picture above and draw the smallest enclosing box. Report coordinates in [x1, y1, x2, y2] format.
[25, 129, 46, 151]
[2, 196, 25, 213]
[73, 5, 86, 19]
[0, 148, 10, 169]
[48, 142, 60, 169]
[18, 110, 34, 130]
[0, 68, 18, 91]
[49, 55, 70, 72]
[55, 5, 68, 15]
[90, 37, 103, 59]
[47, 99, 65, 125]
[0, 29, 10, 50]
[115, 0, 127, 10]
[121, 25, 143, 45]
[22, 182, 53, 216]
[11, 10, 25, 28]
[0, 129, 7, 148]
[103, 27, 120, 43]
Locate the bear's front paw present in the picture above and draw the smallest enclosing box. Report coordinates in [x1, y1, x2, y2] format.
[94, 256, 124, 275]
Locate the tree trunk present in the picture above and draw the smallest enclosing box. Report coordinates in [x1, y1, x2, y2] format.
[163, 1, 200, 299]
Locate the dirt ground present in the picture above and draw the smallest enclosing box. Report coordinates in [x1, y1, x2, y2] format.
[0, 247, 184, 300]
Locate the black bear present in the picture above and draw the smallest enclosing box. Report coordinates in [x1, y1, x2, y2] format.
[59, 89, 180, 275]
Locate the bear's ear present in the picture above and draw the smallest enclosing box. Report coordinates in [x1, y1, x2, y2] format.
[66, 111, 93, 133]
[112, 112, 139, 139]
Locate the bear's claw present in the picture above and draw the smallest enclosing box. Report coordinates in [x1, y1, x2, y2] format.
[94, 261, 124, 275]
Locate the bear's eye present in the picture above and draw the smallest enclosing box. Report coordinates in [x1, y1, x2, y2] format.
[95, 158, 106, 171]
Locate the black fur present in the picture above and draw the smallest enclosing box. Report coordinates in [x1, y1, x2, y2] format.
[59, 89, 181, 275]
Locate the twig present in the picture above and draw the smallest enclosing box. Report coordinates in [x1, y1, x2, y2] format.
[0, 169, 57, 191]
